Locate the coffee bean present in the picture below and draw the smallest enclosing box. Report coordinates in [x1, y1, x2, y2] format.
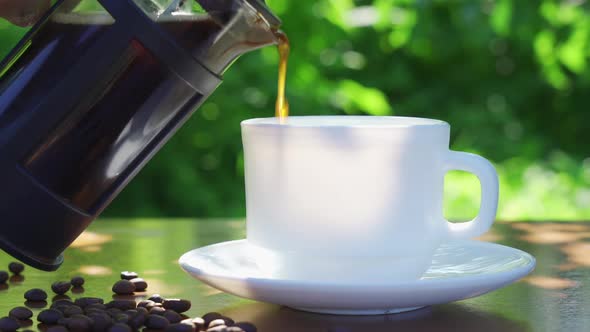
[202, 312, 223, 327]
[63, 305, 84, 317]
[75, 297, 104, 308]
[51, 299, 75, 307]
[51, 281, 72, 295]
[136, 307, 149, 316]
[112, 280, 135, 295]
[120, 271, 138, 280]
[162, 299, 191, 313]
[149, 306, 166, 315]
[127, 311, 146, 329]
[191, 317, 206, 329]
[148, 294, 165, 303]
[0, 316, 20, 331]
[129, 278, 148, 292]
[88, 312, 113, 331]
[106, 300, 136, 311]
[67, 314, 93, 331]
[221, 316, 235, 326]
[57, 317, 71, 325]
[108, 323, 132, 332]
[38, 309, 64, 324]
[145, 314, 170, 329]
[71, 286, 85, 294]
[164, 310, 183, 324]
[209, 319, 226, 328]
[8, 262, 24, 275]
[166, 322, 196, 332]
[71, 276, 85, 287]
[106, 308, 122, 317]
[9, 306, 33, 320]
[24, 300, 47, 309]
[207, 326, 228, 332]
[24, 288, 48, 301]
[85, 303, 107, 312]
[46, 325, 69, 332]
[233, 322, 257, 332]
[0, 271, 8, 283]
[138, 300, 156, 310]
[225, 327, 245, 332]
[114, 313, 129, 324]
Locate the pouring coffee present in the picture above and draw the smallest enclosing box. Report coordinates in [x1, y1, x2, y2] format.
[0, 0, 283, 270]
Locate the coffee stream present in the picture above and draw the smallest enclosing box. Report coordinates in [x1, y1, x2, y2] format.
[274, 30, 290, 121]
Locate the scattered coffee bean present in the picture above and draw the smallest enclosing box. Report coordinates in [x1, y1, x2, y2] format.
[63, 305, 84, 317]
[67, 314, 93, 331]
[75, 297, 104, 308]
[0, 316, 20, 332]
[51, 299, 75, 307]
[8, 306, 33, 320]
[191, 317, 206, 329]
[51, 281, 72, 295]
[138, 300, 156, 310]
[225, 327, 245, 332]
[71, 276, 85, 287]
[46, 325, 68, 332]
[107, 308, 122, 316]
[164, 310, 183, 324]
[166, 322, 196, 332]
[148, 294, 165, 303]
[163, 299, 191, 313]
[109, 323, 132, 332]
[149, 306, 166, 315]
[209, 319, 227, 328]
[203, 312, 223, 327]
[106, 300, 136, 311]
[37, 309, 64, 324]
[221, 316, 235, 326]
[145, 314, 170, 329]
[234, 322, 257, 332]
[71, 286, 84, 294]
[24, 288, 47, 301]
[88, 312, 113, 331]
[57, 317, 71, 325]
[0, 271, 8, 284]
[114, 313, 129, 324]
[130, 278, 148, 292]
[127, 311, 147, 329]
[120, 271, 138, 280]
[8, 262, 24, 275]
[112, 280, 135, 295]
[207, 325, 228, 332]
[24, 300, 47, 309]
[136, 307, 149, 316]
[85, 303, 107, 312]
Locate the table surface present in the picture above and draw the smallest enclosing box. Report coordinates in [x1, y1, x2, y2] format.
[0, 219, 588, 332]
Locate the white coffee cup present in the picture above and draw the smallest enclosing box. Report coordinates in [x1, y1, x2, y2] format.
[241, 116, 498, 281]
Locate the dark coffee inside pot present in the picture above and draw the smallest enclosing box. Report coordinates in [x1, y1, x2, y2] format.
[0, 12, 276, 212]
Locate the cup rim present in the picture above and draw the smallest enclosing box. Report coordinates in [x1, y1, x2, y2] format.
[241, 116, 449, 129]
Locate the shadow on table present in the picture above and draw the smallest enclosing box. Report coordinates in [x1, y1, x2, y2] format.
[224, 303, 529, 332]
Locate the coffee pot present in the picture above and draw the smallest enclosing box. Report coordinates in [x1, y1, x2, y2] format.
[0, 0, 281, 270]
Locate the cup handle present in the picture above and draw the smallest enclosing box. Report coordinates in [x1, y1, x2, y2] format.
[443, 151, 499, 239]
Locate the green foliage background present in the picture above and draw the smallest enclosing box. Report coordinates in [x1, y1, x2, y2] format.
[1, 0, 590, 220]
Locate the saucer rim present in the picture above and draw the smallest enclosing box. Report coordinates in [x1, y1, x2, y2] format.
[179, 239, 536, 289]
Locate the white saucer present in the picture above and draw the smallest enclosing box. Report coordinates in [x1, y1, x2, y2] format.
[179, 240, 535, 315]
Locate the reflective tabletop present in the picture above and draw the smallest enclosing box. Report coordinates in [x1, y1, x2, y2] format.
[0, 219, 588, 331]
